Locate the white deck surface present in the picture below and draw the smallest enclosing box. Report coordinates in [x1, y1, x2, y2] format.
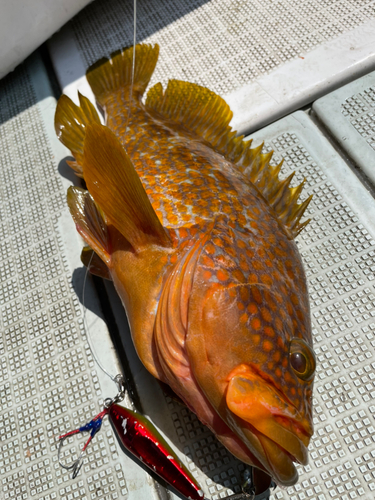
[0, 1, 375, 499]
[313, 70, 375, 187]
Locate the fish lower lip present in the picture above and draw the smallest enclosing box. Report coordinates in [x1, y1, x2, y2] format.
[226, 368, 312, 484]
[254, 415, 309, 466]
[256, 431, 299, 486]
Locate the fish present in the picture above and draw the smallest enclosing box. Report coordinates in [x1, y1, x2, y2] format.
[55, 43, 316, 491]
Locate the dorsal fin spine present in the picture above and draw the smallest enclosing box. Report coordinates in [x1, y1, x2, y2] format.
[270, 173, 295, 209]
[290, 196, 313, 225]
[253, 152, 273, 185]
[262, 162, 283, 199]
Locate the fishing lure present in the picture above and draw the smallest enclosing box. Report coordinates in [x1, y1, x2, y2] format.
[58, 375, 257, 500]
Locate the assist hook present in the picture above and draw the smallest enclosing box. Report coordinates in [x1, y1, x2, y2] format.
[57, 374, 126, 478]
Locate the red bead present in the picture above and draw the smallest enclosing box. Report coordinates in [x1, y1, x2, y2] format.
[109, 404, 203, 500]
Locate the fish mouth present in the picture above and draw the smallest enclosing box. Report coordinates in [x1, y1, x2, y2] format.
[226, 365, 313, 486]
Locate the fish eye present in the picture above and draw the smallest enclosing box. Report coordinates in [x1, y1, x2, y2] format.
[289, 339, 316, 381]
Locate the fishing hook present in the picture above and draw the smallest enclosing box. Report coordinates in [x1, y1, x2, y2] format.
[219, 468, 256, 500]
[57, 374, 126, 478]
[58, 408, 107, 478]
[218, 466, 277, 500]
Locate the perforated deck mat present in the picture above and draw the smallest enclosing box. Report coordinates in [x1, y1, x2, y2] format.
[313, 70, 375, 187]
[48, 0, 375, 134]
[248, 112, 375, 500]
[2, 45, 375, 500]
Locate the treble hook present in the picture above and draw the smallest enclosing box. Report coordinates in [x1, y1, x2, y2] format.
[58, 408, 108, 478]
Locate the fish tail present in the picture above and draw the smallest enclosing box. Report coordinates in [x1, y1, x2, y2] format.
[55, 92, 101, 176]
[86, 44, 159, 107]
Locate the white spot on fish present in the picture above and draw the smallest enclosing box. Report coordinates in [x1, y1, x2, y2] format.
[122, 418, 128, 435]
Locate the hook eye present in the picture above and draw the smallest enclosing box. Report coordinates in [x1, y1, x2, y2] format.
[58, 434, 86, 478]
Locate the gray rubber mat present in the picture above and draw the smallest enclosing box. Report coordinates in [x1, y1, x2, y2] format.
[313, 70, 375, 187]
[48, 0, 375, 134]
[3, 44, 375, 500]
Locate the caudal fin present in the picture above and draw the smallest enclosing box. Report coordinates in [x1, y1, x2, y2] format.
[86, 43, 159, 107]
[55, 92, 101, 176]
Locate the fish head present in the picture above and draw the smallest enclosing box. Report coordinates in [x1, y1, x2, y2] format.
[186, 223, 316, 486]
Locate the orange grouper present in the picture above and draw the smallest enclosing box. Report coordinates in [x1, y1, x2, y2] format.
[55, 43, 316, 489]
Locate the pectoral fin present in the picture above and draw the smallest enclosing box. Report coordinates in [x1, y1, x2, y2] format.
[81, 246, 112, 280]
[83, 123, 172, 252]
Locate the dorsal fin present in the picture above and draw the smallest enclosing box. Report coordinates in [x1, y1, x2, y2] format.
[67, 186, 110, 265]
[86, 43, 159, 106]
[146, 79, 312, 239]
[145, 79, 253, 164]
[55, 92, 101, 176]
[83, 123, 172, 251]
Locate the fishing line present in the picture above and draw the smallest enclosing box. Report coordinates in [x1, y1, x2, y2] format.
[124, 0, 137, 136]
[81, 251, 117, 383]
[73, 4, 258, 498]
[81, 0, 138, 386]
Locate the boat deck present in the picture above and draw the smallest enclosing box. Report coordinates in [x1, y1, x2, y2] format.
[1, 1, 375, 499]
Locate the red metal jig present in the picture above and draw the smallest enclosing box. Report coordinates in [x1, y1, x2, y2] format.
[57, 374, 203, 499]
[57, 375, 257, 500]
[108, 403, 204, 500]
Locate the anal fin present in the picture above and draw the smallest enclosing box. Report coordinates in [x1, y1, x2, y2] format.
[83, 123, 172, 252]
